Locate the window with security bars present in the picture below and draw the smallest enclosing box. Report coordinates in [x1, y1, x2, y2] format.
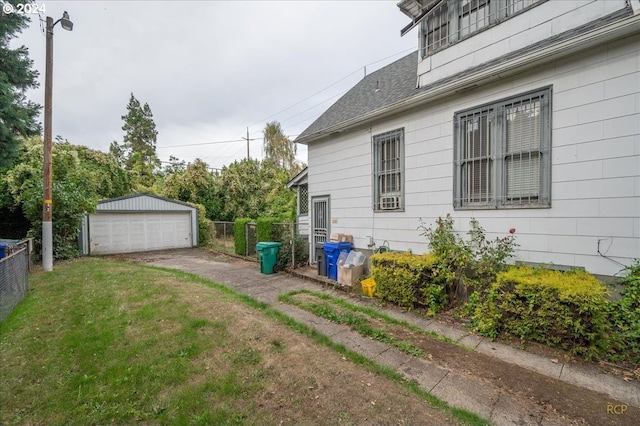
[454, 87, 551, 209]
[373, 128, 404, 211]
[298, 184, 308, 215]
[424, 2, 450, 54]
[459, 0, 491, 38]
[421, 0, 543, 57]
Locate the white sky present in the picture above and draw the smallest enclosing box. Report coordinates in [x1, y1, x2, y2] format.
[11, 0, 417, 171]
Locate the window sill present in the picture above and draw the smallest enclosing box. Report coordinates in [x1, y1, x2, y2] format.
[454, 204, 551, 210]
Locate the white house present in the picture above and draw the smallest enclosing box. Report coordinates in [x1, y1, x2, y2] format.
[295, 0, 640, 277]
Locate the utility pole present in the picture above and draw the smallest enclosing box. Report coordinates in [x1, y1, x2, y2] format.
[42, 12, 73, 272]
[242, 127, 258, 160]
[42, 16, 53, 272]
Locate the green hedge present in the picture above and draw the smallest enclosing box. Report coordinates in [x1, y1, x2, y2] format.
[471, 266, 610, 359]
[256, 217, 279, 243]
[371, 252, 444, 314]
[233, 218, 253, 256]
[187, 202, 211, 247]
[606, 261, 640, 365]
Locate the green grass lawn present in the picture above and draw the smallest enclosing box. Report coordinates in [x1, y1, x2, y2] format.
[1, 259, 255, 425]
[0, 257, 485, 426]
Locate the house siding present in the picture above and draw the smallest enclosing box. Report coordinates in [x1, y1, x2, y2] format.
[418, 0, 630, 87]
[308, 32, 640, 276]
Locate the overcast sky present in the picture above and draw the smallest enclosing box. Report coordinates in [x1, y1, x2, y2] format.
[12, 0, 417, 170]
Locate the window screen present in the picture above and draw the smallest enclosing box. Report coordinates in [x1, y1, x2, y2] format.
[454, 87, 551, 209]
[373, 129, 404, 211]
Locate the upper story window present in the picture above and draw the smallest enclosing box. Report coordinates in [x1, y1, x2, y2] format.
[373, 129, 405, 212]
[421, 0, 543, 57]
[453, 87, 551, 209]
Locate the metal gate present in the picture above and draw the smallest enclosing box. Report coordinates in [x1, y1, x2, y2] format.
[311, 195, 329, 263]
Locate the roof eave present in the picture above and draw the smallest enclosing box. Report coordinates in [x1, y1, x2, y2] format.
[297, 12, 640, 145]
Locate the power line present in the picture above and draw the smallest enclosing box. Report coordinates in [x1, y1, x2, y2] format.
[242, 46, 416, 139]
[157, 139, 246, 149]
[245, 67, 363, 130]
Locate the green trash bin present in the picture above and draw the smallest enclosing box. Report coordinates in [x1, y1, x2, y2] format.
[256, 242, 281, 275]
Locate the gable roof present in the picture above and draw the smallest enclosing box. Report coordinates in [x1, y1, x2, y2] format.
[296, 51, 419, 144]
[97, 193, 197, 212]
[295, 6, 636, 146]
[286, 167, 308, 189]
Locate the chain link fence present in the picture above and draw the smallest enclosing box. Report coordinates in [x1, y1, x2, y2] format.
[0, 243, 30, 322]
[210, 221, 235, 255]
[270, 222, 309, 270]
[209, 221, 309, 270]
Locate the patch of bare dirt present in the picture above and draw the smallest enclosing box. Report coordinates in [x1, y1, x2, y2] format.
[162, 273, 464, 425]
[105, 247, 245, 264]
[289, 293, 639, 426]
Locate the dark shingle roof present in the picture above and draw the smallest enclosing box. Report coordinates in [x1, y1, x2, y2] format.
[296, 51, 419, 142]
[296, 5, 634, 144]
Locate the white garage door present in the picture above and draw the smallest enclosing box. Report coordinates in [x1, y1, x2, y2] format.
[89, 212, 192, 255]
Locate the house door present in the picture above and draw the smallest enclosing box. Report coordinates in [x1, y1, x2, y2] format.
[311, 195, 329, 264]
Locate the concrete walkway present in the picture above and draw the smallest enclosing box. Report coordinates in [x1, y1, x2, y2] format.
[133, 249, 639, 425]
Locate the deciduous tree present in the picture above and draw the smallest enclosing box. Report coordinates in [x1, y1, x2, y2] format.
[4, 137, 132, 258]
[263, 121, 300, 175]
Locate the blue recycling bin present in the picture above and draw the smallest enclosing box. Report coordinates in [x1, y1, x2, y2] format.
[0, 243, 7, 260]
[323, 242, 352, 280]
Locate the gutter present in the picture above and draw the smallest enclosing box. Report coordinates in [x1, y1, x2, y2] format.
[297, 10, 640, 145]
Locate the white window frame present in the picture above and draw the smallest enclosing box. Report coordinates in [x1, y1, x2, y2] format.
[372, 128, 405, 212]
[453, 87, 552, 209]
[420, 0, 544, 57]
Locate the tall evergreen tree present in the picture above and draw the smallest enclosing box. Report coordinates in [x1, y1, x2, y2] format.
[111, 93, 159, 186]
[0, 2, 41, 168]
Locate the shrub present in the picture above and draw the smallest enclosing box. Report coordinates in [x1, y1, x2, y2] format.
[418, 215, 517, 303]
[472, 266, 610, 359]
[371, 252, 443, 314]
[187, 202, 211, 247]
[256, 217, 279, 243]
[606, 261, 640, 365]
[233, 218, 253, 256]
[274, 236, 308, 272]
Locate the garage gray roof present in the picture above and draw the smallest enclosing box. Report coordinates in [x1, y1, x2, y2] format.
[97, 194, 197, 212]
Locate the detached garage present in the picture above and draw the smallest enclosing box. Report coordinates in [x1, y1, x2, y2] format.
[80, 194, 198, 255]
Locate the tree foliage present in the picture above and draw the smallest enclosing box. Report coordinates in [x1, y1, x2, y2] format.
[263, 121, 300, 175]
[210, 158, 295, 222]
[3, 137, 132, 258]
[0, 3, 41, 168]
[162, 158, 217, 219]
[110, 93, 159, 187]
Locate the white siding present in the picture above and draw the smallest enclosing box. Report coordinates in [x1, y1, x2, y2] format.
[417, 0, 630, 87]
[308, 33, 640, 276]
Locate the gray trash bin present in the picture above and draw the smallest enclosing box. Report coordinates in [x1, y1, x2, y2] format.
[315, 243, 326, 277]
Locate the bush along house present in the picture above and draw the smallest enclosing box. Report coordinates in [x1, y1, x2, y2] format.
[295, 0, 640, 277]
